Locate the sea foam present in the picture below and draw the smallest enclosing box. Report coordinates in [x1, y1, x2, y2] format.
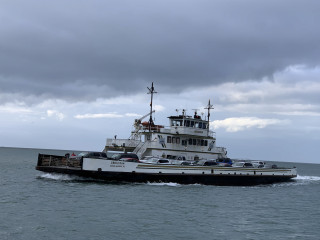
[147, 182, 181, 187]
[39, 173, 83, 181]
[294, 175, 320, 181]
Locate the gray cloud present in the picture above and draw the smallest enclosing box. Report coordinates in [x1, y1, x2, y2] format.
[1, 0, 320, 102]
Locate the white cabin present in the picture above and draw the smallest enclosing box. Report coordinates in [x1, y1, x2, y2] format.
[105, 112, 227, 161]
[104, 83, 227, 161]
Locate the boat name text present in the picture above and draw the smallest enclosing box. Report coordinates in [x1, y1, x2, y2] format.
[110, 161, 125, 168]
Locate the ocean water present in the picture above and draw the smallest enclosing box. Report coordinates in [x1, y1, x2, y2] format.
[1, 147, 320, 240]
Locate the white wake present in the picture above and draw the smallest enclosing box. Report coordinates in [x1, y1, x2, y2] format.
[39, 173, 84, 181]
[270, 175, 320, 187]
[147, 182, 181, 187]
[294, 175, 320, 181]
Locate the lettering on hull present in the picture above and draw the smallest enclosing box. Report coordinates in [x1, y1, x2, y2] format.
[110, 161, 125, 168]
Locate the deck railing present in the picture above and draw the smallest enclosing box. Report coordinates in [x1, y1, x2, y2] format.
[106, 139, 141, 148]
[37, 154, 81, 168]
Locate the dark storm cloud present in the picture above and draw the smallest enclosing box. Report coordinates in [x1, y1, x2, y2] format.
[1, 0, 320, 101]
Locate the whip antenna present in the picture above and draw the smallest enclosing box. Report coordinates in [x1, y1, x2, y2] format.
[147, 82, 157, 131]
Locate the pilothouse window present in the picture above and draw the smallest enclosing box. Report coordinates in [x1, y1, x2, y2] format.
[172, 120, 183, 126]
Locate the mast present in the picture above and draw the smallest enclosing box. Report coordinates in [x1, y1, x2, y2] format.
[147, 82, 157, 132]
[205, 100, 214, 135]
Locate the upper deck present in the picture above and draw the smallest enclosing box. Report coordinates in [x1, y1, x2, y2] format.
[167, 114, 214, 137]
[137, 113, 215, 138]
[160, 126, 215, 138]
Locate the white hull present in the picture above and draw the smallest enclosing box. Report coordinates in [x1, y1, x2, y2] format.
[83, 158, 297, 177]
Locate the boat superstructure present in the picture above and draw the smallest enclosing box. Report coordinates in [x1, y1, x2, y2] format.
[104, 83, 227, 161]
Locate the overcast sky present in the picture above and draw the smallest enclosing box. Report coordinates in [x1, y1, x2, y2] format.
[1, 0, 320, 163]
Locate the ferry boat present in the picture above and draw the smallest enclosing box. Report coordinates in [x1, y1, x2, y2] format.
[36, 83, 297, 186]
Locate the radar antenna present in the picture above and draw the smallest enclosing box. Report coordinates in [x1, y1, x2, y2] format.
[192, 108, 200, 119]
[182, 109, 186, 117]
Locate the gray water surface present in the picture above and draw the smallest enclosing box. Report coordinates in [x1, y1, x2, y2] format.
[1, 147, 319, 240]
